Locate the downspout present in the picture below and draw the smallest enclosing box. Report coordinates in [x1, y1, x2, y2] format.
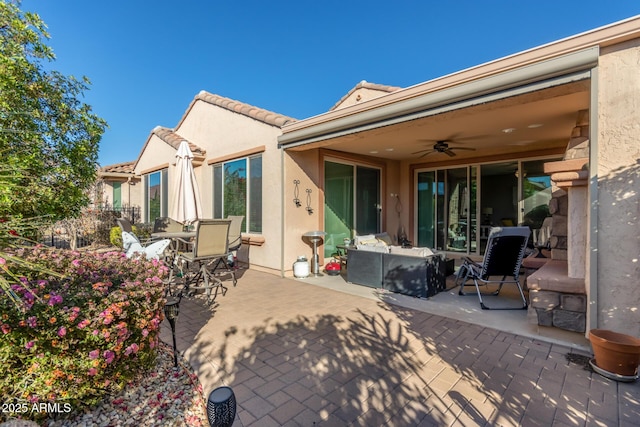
[280, 147, 285, 277]
[587, 64, 599, 334]
[127, 177, 132, 207]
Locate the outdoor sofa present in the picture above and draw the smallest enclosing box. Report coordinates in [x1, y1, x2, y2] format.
[344, 233, 446, 298]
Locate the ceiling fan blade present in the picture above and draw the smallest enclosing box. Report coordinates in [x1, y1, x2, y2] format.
[444, 149, 456, 157]
[451, 147, 476, 151]
[418, 150, 436, 158]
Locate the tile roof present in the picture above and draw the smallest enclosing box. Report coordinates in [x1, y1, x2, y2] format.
[151, 126, 206, 156]
[191, 91, 297, 128]
[329, 80, 402, 111]
[99, 161, 136, 174]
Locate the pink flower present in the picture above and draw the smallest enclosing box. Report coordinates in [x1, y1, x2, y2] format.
[72, 259, 81, 267]
[27, 316, 37, 328]
[1, 324, 10, 334]
[88, 368, 97, 376]
[88, 350, 99, 360]
[0, 257, 5, 265]
[69, 307, 80, 321]
[25, 341, 35, 349]
[57, 327, 66, 337]
[124, 343, 139, 355]
[104, 350, 115, 364]
[78, 319, 90, 329]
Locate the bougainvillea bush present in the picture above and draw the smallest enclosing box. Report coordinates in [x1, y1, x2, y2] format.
[0, 246, 167, 422]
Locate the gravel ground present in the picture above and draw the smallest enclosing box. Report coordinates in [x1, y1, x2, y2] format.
[41, 343, 208, 427]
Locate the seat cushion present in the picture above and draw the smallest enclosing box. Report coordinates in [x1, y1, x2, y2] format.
[388, 246, 434, 258]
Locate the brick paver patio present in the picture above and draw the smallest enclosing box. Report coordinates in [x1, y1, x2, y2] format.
[160, 269, 640, 426]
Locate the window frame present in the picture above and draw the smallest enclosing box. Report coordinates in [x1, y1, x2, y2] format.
[143, 168, 168, 223]
[212, 153, 262, 233]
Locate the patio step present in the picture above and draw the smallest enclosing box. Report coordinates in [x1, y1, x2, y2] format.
[526, 260, 586, 333]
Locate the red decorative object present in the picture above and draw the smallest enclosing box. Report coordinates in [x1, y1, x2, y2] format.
[325, 260, 341, 276]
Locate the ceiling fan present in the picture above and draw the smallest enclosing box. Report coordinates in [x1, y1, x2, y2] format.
[412, 140, 477, 158]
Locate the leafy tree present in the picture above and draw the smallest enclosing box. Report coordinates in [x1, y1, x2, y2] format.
[0, 0, 107, 222]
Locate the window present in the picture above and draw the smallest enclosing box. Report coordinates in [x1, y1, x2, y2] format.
[212, 155, 262, 233]
[144, 169, 168, 223]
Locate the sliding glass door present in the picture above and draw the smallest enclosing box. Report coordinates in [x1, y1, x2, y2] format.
[324, 161, 380, 257]
[417, 167, 477, 252]
[416, 157, 556, 255]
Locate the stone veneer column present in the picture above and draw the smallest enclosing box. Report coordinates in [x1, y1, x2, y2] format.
[544, 109, 590, 279]
[543, 160, 589, 278]
[568, 187, 587, 278]
[526, 111, 590, 333]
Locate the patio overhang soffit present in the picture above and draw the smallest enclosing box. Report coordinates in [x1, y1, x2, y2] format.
[278, 47, 599, 163]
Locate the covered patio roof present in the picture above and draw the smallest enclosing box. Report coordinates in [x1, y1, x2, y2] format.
[280, 78, 590, 163]
[278, 16, 640, 163]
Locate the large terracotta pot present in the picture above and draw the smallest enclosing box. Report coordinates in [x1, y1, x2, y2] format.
[589, 329, 640, 377]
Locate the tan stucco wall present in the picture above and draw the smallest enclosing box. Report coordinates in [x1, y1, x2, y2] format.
[177, 102, 284, 273]
[282, 150, 324, 275]
[134, 135, 177, 221]
[135, 135, 176, 175]
[281, 150, 403, 276]
[135, 100, 285, 273]
[596, 37, 640, 337]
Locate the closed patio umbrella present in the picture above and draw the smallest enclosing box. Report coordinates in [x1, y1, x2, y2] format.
[171, 140, 202, 225]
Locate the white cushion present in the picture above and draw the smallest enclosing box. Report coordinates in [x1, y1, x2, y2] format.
[389, 246, 434, 258]
[354, 234, 377, 245]
[356, 244, 389, 253]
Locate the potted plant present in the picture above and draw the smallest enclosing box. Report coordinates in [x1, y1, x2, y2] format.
[589, 329, 640, 378]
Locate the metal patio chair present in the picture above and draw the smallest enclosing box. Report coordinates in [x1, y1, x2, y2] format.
[227, 215, 244, 252]
[456, 226, 530, 310]
[153, 217, 184, 233]
[116, 217, 134, 234]
[171, 219, 236, 304]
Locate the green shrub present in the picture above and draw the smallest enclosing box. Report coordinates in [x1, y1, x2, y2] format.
[0, 246, 167, 422]
[109, 225, 142, 247]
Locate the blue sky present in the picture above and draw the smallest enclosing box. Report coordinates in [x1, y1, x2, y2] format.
[21, 1, 640, 167]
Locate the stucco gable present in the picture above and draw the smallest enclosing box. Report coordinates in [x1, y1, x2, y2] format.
[133, 126, 205, 173]
[330, 80, 402, 111]
[151, 126, 205, 156]
[177, 90, 297, 129]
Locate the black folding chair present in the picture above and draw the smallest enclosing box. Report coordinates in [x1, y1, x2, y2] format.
[456, 226, 530, 310]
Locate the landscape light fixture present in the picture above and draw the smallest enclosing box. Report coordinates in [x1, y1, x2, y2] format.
[163, 298, 180, 368]
[207, 386, 236, 427]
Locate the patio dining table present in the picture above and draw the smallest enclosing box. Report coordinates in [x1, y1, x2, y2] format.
[152, 230, 197, 295]
[151, 230, 196, 267]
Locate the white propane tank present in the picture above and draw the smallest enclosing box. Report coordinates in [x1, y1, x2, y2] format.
[293, 256, 310, 278]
